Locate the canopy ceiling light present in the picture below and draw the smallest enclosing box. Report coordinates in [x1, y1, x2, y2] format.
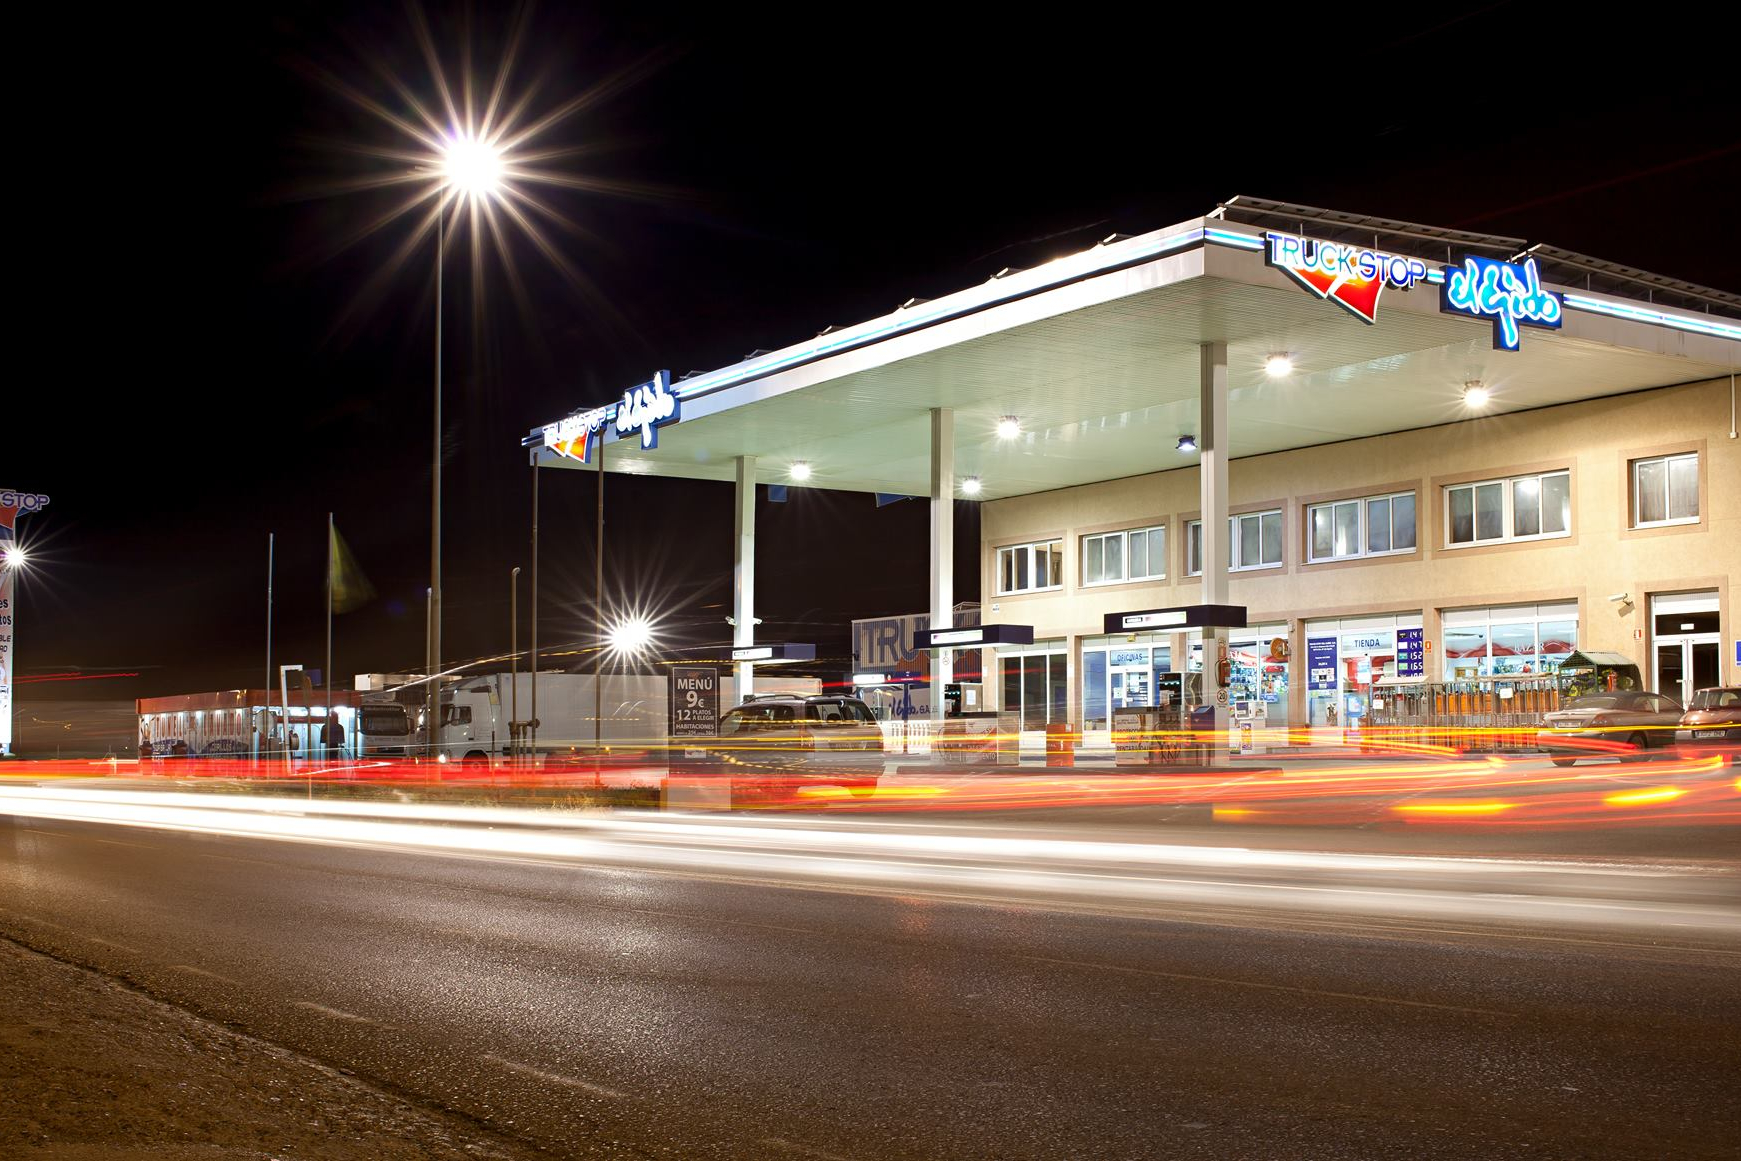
[961, 476, 983, 496]
[1264, 354, 1294, 378]
[789, 461, 813, 482]
[1176, 435, 1197, 453]
[996, 417, 1021, 440]
[1463, 380, 1492, 409]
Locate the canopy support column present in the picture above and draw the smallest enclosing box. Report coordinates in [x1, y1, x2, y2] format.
[733, 456, 757, 700]
[929, 408, 954, 722]
[1200, 342, 1230, 761]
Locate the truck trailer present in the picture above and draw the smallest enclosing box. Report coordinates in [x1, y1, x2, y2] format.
[357, 670, 820, 762]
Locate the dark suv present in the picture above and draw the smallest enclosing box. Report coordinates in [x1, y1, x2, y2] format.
[700, 695, 885, 796]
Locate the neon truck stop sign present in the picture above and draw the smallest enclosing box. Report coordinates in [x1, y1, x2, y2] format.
[1264, 232, 1430, 324]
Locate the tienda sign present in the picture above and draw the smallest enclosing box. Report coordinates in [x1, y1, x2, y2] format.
[1264, 232, 1430, 324]
[542, 370, 680, 463]
[1440, 256, 1563, 350]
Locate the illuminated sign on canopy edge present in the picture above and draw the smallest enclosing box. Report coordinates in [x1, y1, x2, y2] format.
[542, 370, 680, 463]
[1264, 232, 1430, 325]
[1439, 255, 1564, 351]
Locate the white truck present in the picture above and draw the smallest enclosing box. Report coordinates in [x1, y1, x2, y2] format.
[356, 670, 819, 762]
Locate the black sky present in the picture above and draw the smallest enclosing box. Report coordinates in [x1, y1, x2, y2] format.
[12, 2, 1739, 700]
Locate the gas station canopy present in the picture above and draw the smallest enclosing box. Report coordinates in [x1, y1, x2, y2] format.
[526, 197, 1739, 502]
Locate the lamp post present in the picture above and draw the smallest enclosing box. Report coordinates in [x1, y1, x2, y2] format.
[427, 133, 505, 771]
[0, 541, 31, 759]
[510, 565, 521, 760]
[600, 617, 655, 785]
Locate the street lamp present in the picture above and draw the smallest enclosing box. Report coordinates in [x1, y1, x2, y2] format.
[427, 133, 507, 768]
[597, 616, 657, 766]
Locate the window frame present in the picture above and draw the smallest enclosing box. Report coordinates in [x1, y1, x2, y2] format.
[1306, 490, 1417, 564]
[1080, 524, 1167, 587]
[1630, 452, 1699, 528]
[1444, 469, 1571, 549]
[995, 538, 1064, 595]
[1184, 509, 1284, 577]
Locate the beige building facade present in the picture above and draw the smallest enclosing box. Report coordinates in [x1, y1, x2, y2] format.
[981, 376, 1738, 736]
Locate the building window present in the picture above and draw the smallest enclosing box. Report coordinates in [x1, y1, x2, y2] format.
[1186, 511, 1283, 576]
[1445, 470, 1569, 547]
[1308, 492, 1416, 563]
[996, 539, 1063, 594]
[1442, 602, 1578, 680]
[1082, 525, 1166, 586]
[1632, 453, 1698, 527]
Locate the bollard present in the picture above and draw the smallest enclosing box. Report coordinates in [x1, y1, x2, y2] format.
[1045, 722, 1076, 767]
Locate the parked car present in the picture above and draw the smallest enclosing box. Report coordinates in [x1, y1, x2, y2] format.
[1536, 691, 1683, 766]
[1675, 687, 1741, 760]
[689, 694, 885, 797]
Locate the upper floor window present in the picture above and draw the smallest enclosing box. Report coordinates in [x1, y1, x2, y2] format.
[1082, 525, 1166, 586]
[1308, 492, 1417, 563]
[996, 539, 1063, 594]
[1632, 453, 1698, 527]
[1445, 470, 1569, 547]
[1186, 510, 1283, 576]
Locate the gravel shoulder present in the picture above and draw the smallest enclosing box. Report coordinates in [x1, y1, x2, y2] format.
[0, 937, 530, 1160]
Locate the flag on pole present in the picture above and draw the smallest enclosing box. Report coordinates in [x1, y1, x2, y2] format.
[328, 524, 376, 613]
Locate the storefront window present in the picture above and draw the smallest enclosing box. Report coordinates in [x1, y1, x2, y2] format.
[1489, 622, 1538, 675]
[1304, 614, 1425, 732]
[1441, 603, 1578, 681]
[1443, 624, 1489, 679]
[1080, 640, 1176, 730]
[1083, 651, 1107, 727]
[1000, 642, 1068, 729]
[1184, 625, 1290, 726]
[1539, 620, 1577, 670]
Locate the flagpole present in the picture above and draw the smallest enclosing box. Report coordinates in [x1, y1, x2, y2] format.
[530, 456, 539, 758]
[263, 532, 274, 766]
[325, 512, 334, 763]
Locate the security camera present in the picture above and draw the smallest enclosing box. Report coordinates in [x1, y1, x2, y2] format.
[1608, 592, 1631, 603]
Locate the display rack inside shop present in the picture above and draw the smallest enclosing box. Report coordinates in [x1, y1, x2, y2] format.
[1361, 674, 1563, 753]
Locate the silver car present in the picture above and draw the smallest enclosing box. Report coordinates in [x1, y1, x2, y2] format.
[1537, 692, 1684, 766]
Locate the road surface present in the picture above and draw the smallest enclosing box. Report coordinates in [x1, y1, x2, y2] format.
[1, 797, 1736, 1159]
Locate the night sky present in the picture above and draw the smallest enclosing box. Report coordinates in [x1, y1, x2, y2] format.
[12, 2, 1739, 701]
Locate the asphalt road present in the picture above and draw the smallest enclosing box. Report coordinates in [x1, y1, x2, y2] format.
[1, 806, 1737, 1160]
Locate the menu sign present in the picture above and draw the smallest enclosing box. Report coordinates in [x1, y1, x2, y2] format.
[670, 666, 720, 737]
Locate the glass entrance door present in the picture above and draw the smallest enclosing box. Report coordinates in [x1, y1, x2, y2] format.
[1655, 644, 1686, 705]
[1656, 639, 1721, 706]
